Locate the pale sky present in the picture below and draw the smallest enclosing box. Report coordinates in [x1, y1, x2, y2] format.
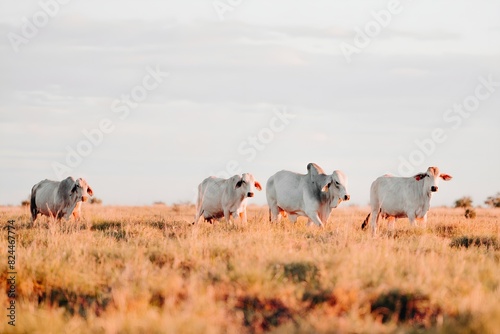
[1, 0, 499, 207]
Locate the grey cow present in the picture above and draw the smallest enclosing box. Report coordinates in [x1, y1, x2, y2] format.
[361, 166, 452, 235]
[194, 173, 262, 224]
[266, 163, 350, 226]
[30, 177, 94, 222]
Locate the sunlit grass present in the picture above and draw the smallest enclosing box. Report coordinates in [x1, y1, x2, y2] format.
[0, 205, 499, 333]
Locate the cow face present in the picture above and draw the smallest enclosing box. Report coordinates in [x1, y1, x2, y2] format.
[71, 178, 94, 202]
[235, 173, 262, 198]
[322, 170, 350, 208]
[414, 167, 452, 195]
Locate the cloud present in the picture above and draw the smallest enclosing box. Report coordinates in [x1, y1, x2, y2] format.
[390, 67, 431, 77]
[385, 29, 461, 41]
[1, 6, 499, 206]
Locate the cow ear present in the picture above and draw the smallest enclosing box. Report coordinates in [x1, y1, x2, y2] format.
[440, 174, 452, 181]
[414, 173, 426, 181]
[321, 180, 332, 192]
[254, 181, 262, 191]
[87, 185, 94, 196]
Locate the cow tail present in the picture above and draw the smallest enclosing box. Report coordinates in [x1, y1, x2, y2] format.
[30, 184, 38, 221]
[361, 213, 371, 230]
[268, 209, 271, 222]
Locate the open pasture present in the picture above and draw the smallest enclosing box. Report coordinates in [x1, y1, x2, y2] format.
[1, 205, 500, 333]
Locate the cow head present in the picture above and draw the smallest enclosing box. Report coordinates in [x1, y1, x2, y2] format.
[308, 162, 330, 192]
[307, 163, 350, 208]
[414, 167, 452, 196]
[71, 178, 94, 202]
[321, 170, 350, 208]
[235, 173, 262, 198]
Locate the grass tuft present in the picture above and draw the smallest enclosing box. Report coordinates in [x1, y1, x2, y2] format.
[235, 295, 293, 331]
[38, 286, 112, 318]
[271, 261, 320, 286]
[370, 289, 441, 327]
[450, 236, 499, 250]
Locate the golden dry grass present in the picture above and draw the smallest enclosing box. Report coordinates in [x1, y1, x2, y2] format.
[1, 204, 500, 333]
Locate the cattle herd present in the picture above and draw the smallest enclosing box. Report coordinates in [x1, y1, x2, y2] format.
[30, 163, 452, 235]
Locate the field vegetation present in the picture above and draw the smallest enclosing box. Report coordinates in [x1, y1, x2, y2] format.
[1, 204, 500, 333]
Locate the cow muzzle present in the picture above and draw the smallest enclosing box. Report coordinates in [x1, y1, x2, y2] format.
[431, 186, 438, 192]
[344, 194, 351, 201]
[247, 192, 254, 198]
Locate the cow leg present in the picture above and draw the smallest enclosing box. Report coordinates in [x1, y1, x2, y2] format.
[419, 213, 428, 228]
[269, 206, 281, 223]
[289, 214, 298, 224]
[46, 205, 58, 221]
[305, 211, 324, 227]
[194, 185, 204, 224]
[414, 215, 427, 228]
[408, 214, 417, 227]
[415, 217, 426, 228]
[30, 212, 39, 227]
[224, 209, 232, 224]
[31, 210, 38, 224]
[64, 201, 79, 221]
[193, 208, 204, 225]
[387, 216, 396, 231]
[72, 202, 82, 221]
[306, 218, 318, 227]
[63, 208, 74, 221]
[370, 210, 380, 236]
[239, 211, 247, 224]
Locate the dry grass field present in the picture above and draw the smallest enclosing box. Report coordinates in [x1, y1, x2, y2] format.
[1, 204, 500, 333]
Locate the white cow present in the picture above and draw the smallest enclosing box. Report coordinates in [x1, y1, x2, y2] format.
[30, 177, 94, 222]
[194, 173, 262, 224]
[266, 163, 350, 227]
[362, 166, 452, 235]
